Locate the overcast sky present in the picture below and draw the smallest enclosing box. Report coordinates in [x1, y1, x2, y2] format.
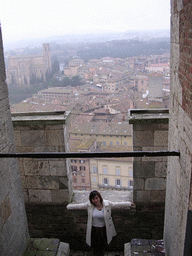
[1, 0, 170, 43]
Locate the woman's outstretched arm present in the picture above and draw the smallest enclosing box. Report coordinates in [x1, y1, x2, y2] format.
[109, 201, 136, 209]
[66, 202, 88, 210]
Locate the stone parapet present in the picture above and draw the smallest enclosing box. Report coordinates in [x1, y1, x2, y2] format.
[129, 109, 169, 203]
[12, 111, 73, 204]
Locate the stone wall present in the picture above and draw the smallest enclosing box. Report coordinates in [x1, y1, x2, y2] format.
[12, 111, 73, 204]
[164, 1, 192, 255]
[0, 24, 29, 255]
[129, 109, 168, 204]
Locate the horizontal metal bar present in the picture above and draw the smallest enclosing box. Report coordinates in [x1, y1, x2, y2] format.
[0, 151, 180, 158]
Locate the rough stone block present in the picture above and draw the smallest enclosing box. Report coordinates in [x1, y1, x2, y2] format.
[45, 130, 64, 146]
[21, 130, 46, 146]
[155, 162, 167, 177]
[151, 190, 166, 203]
[154, 131, 168, 147]
[56, 242, 70, 256]
[29, 190, 52, 203]
[50, 161, 67, 176]
[133, 190, 151, 203]
[133, 131, 154, 147]
[133, 178, 145, 190]
[51, 190, 70, 204]
[134, 161, 155, 178]
[0, 196, 11, 224]
[23, 159, 50, 176]
[145, 178, 166, 191]
[22, 176, 60, 190]
[124, 242, 131, 256]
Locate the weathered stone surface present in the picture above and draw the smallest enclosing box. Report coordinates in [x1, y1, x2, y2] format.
[50, 161, 67, 176]
[133, 190, 151, 203]
[0, 196, 11, 224]
[145, 178, 166, 191]
[23, 159, 50, 176]
[151, 191, 166, 203]
[0, 26, 29, 256]
[134, 179, 145, 190]
[51, 190, 70, 204]
[22, 176, 60, 190]
[134, 162, 155, 178]
[29, 189, 52, 203]
[154, 131, 168, 147]
[133, 131, 154, 147]
[56, 242, 70, 256]
[155, 162, 167, 178]
[21, 130, 46, 146]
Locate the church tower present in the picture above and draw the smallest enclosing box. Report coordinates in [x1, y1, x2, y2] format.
[43, 43, 52, 73]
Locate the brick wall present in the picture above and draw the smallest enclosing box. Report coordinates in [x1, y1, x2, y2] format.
[0, 24, 29, 255]
[129, 109, 168, 204]
[25, 204, 164, 251]
[164, 0, 192, 255]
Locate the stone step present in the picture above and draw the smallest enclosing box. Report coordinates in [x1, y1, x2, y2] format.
[124, 239, 165, 256]
[23, 238, 70, 256]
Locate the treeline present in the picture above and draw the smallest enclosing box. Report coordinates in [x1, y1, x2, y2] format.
[77, 39, 170, 61]
[8, 75, 82, 104]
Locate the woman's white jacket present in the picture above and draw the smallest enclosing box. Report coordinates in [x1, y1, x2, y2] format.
[67, 199, 132, 246]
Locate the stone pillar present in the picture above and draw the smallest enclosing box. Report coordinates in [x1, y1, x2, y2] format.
[129, 109, 169, 204]
[0, 24, 29, 255]
[164, 1, 192, 255]
[12, 111, 73, 204]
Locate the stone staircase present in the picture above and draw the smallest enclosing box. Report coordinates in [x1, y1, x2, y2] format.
[23, 238, 165, 256]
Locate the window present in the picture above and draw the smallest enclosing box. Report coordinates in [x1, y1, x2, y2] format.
[73, 178, 77, 183]
[103, 178, 109, 186]
[110, 141, 113, 145]
[116, 168, 121, 176]
[129, 170, 133, 177]
[71, 159, 76, 163]
[128, 180, 133, 189]
[103, 166, 108, 174]
[124, 142, 127, 145]
[115, 179, 121, 187]
[81, 173, 85, 177]
[116, 141, 119, 145]
[92, 166, 98, 173]
[79, 160, 85, 163]
[80, 166, 86, 171]
[93, 177, 97, 183]
[82, 179, 85, 183]
[71, 166, 77, 172]
[103, 141, 106, 146]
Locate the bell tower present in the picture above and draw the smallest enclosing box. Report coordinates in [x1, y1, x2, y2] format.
[43, 43, 52, 73]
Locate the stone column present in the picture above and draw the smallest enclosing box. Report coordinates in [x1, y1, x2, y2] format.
[0, 24, 29, 255]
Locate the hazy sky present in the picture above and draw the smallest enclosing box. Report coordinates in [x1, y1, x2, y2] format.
[1, 0, 170, 43]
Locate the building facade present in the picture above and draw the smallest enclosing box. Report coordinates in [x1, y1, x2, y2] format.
[6, 43, 52, 87]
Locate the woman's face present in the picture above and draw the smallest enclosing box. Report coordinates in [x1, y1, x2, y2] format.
[91, 195, 101, 206]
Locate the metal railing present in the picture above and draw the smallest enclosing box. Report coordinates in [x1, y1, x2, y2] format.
[0, 151, 180, 158]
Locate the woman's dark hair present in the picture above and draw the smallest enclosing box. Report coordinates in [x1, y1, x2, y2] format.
[89, 190, 103, 205]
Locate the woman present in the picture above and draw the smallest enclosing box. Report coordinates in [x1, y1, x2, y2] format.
[67, 190, 135, 256]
